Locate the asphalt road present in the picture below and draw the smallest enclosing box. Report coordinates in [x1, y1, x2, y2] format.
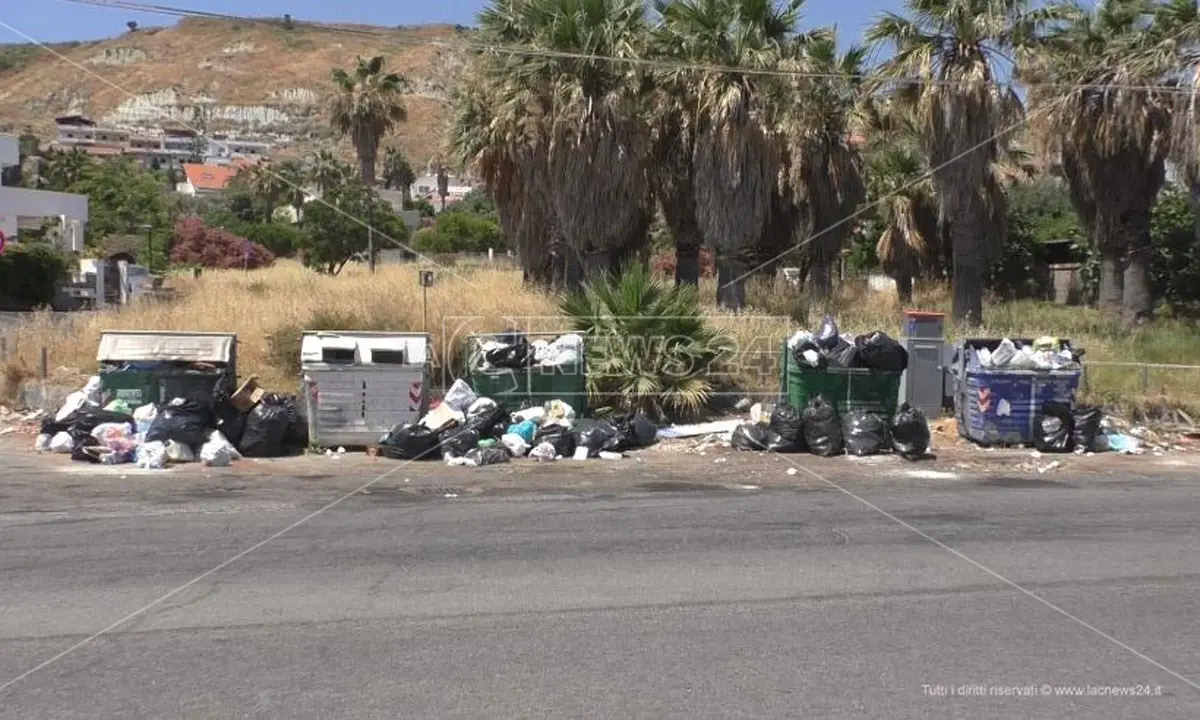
[1, 469, 1198, 718]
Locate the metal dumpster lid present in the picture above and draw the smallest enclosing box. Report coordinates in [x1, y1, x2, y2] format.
[97, 331, 236, 363]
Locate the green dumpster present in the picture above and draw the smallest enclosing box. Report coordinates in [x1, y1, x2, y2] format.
[779, 342, 901, 417]
[466, 332, 588, 416]
[97, 331, 238, 408]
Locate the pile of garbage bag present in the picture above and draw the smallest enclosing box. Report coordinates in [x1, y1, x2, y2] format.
[35, 375, 305, 468]
[378, 378, 658, 466]
[787, 316, 909, 372]
[968, 336, 1082, 372]
[475, 330, 585, 371]
[731, 397, 931, 460]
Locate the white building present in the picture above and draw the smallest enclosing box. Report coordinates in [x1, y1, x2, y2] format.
[0, 133, 88, 249]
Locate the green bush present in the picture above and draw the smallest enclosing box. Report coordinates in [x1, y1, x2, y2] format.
[411, 212, 503, 254]
[0, 243, 73, 310]
[560, 264, 734, 419]
[232, 221, 306, 258]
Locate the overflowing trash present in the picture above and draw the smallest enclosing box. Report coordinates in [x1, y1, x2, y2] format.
[474, 331, 586, 371]
[36, 372, 305, 468]
[892, 404, 931, 459]
[967, 336, 1081, 372]
[787, 316, 909, 372]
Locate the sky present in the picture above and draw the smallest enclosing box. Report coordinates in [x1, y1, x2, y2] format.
[2, 0, 904, 48]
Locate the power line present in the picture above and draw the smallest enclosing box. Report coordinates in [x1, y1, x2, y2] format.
[56, 0, 1200, 96]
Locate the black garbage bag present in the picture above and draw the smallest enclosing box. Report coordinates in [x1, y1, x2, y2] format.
[855, 331, 909, 372]
[769, 403, 806, 452]
[765, 429, 802, 453]
[573, 419, 622, 457]
[211, 392, 248, 447]
[465, 447, 511, 466]
[1034, 402, 1075, 453]
[534, 423, 576, 457]
[145, 399, 212, 448]
[47, 408, 137, 438]
[791, 341, 828, 369]
[379, 423, 441, 460]
[439, 425, 481, 458]
[802, 395, 844, 457]
[485, 337, 532, 369]
[843, 411, 890, 457]
[70, 436, 105, 464]
[237, 394, 298, 458]
[1072, 406, 1103, 453]
[827, 338, 860, 369]
[731, 422, 772, 451]
[465, 403, 510, 439]
[815, 315, 840, 350]
[613, 409, 658, 450]
[891, 403, 931, 459]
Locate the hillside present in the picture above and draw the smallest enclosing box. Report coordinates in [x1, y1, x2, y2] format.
[0, 18, 469, 168]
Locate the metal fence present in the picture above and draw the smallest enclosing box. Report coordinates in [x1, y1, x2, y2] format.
[1080, 361, 1200, 397]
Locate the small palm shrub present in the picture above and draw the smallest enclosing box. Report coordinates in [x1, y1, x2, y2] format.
[560, 264, 733, 419]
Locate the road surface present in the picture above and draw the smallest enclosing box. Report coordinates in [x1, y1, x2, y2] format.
[0, 462, 1197, 718]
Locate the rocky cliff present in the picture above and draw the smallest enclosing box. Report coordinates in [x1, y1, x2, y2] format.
[0, 18, 468, 168]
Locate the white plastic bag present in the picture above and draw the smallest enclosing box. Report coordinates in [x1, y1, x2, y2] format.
[82, 376, 103, 405]
[443, 379, 478, 414]
[529, 441, 558, 462]
[54, 392, 93, 422]
[49, 431, 73, 454]
[787, 330, 814, 350]
[500, 432, 530, 457]
[543, 334, 584, 366]
[91, 422, 132, 442]
[200, 430, 240, 467]
[543, 400, 575, 426]
[133, 403, 158, 434]
[990, 339, 1017, 367]
[511, 407, 545, 424]
[136, 441, 168, 469]
[165, 441, 196, 463]
[467, 397, 498, 418]
[34, 433, 51, 452]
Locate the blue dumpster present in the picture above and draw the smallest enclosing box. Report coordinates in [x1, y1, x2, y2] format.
[953, 339, 1081, 446]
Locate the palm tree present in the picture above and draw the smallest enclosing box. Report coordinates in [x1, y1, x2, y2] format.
[436, 162, 450, 211]
[867, 0, 1048, 326]
[274, 159, 310, 221]
[381, 147, 416, 201]
[237, 160, 289, 222]
[777, 32, 868, 304]
[863, 102, 940, 303]
[450, 0, 562, 288]
[653, 0, 800, 309]
[1024, 0, 1173, 324]
[330, 55, 409, 185]
[306, 150, 352, 195]
[1159, 0, 1200, 245]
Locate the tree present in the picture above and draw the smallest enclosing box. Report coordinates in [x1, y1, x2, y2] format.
[274, 159, 310, 221]
[436, 163, 450, 211]
[63, 156, 169, 246]
[236, 161, 289, 222]
[299, 179, 410, 274]
[169, 216, 275, 270]
[867, 0, 1047, 326]
[41, 149, 91, 191]
[411, 211, 503, 253]
[1023, 0, 1174, 325]
[127, 21, 139, 32]
[306, 150, 352, 194]
[652, 0, 803, 308]
[381, 147, 416, 200]
[330, 55, 409, 185]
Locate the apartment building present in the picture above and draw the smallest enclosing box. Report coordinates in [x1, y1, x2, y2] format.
[0, 133, 87, 247]
[50, 117, 273, 169]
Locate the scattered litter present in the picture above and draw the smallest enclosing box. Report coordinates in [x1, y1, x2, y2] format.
[598, 451, 623, 461]
[734, 484, 761, 491]
[786, 468, 798, 476]
[657, 420, 741, 439]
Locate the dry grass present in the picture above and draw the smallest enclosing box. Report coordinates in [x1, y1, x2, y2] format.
[5, 262, 1200, 418]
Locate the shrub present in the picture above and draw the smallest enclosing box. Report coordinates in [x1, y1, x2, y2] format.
[168, 215, 274, 270]
[411, 212, 503, 254]
[0, 243, 73, 310]
[560, 264, 734, 420]
[233, 221, 305, 258]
